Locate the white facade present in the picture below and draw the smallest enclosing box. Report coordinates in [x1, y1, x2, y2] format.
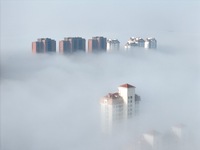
[143, 130, 161, 149]
[118, 84, 135, 119]
[100, 84, 139, 133]
[100, 92, 124, 132]
[144, 38, 157, 49]
[171, 124, 185, 139]
[124, 37, 145, 50]
[107, 39, 120, 52]
[125, 37, 157, 50]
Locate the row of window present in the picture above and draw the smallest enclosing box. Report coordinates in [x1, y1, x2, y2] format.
[128, 100, 133, 103]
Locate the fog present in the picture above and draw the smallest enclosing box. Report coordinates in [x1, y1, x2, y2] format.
[1, 0, 200, 149]
[1, 31, 200, 150]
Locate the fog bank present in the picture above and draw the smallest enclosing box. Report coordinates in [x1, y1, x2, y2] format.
[1, 33, 200, 150]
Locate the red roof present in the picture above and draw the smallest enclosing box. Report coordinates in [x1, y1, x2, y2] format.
[119, 83, 135, 88]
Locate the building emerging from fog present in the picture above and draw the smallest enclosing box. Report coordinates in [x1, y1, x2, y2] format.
[144, 38, 157, 49]
[100, 83, 140, 132]
[107, 39, 120, 52]
[59, 37, 86, 53]
[132, 124, 187, 150]
[125, 37, 145, 49]
[137, 130, 161, 150]
[125, 37, 157, 49]
[88, 36, 107, 53]
[32, 38, 56, 53]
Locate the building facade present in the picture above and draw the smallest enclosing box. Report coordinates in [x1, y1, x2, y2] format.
[107, 39, 120, 52]
[88, 36, 107, 53]
[125, 37, 157, 49]
[59, 37, 86, 53]
[100, 83, 140, 132]
[144, 38, 157, 49]
[124, 37, 145, 49]
[32, 38, 56, 53]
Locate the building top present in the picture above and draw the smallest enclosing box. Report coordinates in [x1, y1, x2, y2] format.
[145, 38, 156, 41]
[91, 36, 106, 39]
[37, 38, 54, 41]
[107, 39, 120, 44]
[119, 83, 135, 88]
[100, 92, 123, 105]
[64, 37, 85, 40]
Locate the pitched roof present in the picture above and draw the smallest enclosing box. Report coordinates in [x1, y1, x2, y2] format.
[119, 83, 135, 88]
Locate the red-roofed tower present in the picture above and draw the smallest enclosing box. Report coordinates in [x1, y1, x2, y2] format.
[118, 83, 136, 119]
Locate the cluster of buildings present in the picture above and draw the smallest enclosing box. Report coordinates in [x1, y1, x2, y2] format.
[125, 37, 157, 49]
[32, 36, 157, 53]
[131, 124, 186, 150]
[100, 83, 140, 133]
[99, 84, 187, 150]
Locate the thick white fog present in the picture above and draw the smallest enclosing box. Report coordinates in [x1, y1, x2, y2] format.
[1, 32, 200, 150]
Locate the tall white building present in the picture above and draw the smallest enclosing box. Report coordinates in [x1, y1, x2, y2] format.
[144, 38, 157, 49]
[100, 83, 140, 132]
[106, 39, 120, 52]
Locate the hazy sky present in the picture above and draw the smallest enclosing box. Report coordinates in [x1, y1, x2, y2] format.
[1, 0, 200, 51]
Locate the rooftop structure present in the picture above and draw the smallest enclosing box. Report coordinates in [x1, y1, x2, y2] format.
[59, 37, 86, 53]
[32, 38, 56, 53]
[100, 83, 140, 133]
[107, 39, 120, 52]
[88, 36, 107, 53]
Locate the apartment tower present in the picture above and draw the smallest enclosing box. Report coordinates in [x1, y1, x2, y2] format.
[107, 39, 120, 52]
[100, 83, 140, 133]
[32, 38, 56, 53]
[88, 36, 107, 53]
[59, 37, 86, 53]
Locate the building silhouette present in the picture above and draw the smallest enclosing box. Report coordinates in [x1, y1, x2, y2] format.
[88, 36, 107, 53]
[107, 39, 120, 52]
[32, 38, 56, 53]
[100, 83, 140, 133]
[59, 37, 86, 53]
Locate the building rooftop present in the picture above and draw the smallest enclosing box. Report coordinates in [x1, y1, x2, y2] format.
[119, 83, 135, 88]
[100, 92, 123, 105]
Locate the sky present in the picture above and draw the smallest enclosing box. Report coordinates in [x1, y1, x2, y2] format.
[1, 0, 200, 51]
[0, 0, 200, 150]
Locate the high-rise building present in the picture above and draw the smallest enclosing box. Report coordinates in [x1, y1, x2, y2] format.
[32, 38, 56, 53]
[88, 36, 107, 53]
[124, 37, 145, 49]
[144, 38, 157, 49]
[59, 37, 86, 53]
[100, 83, 140, 133]
[107, 39, 120, 52]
